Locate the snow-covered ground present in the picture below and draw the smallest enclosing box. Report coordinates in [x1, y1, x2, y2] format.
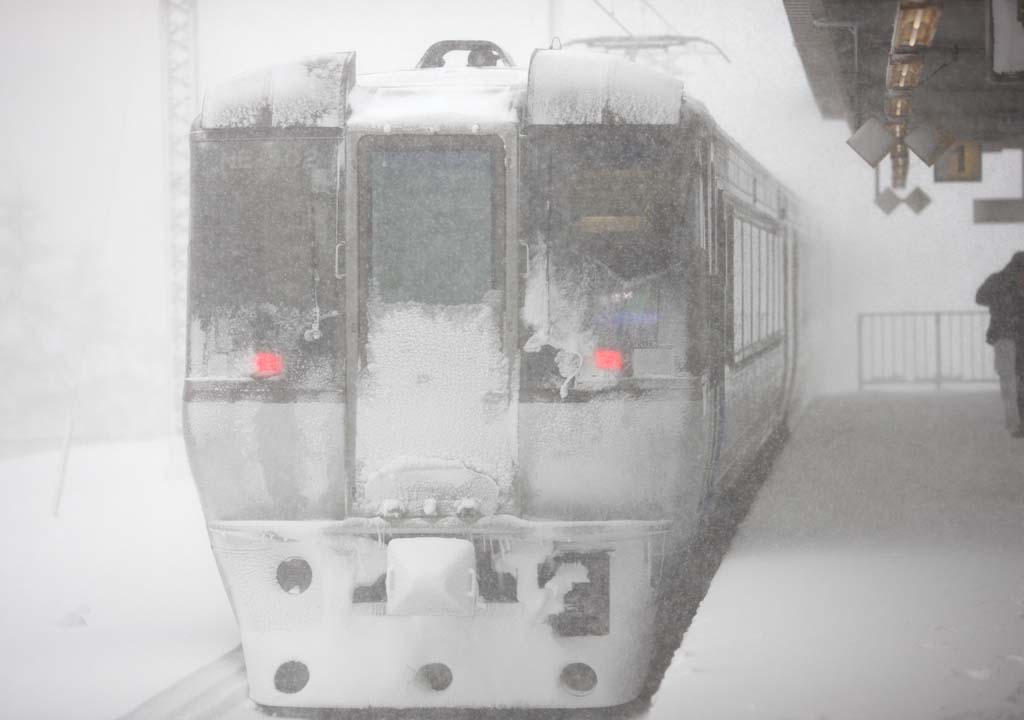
[650, 392, 1024, 720]
[2, 392, 1022, 719]
[0, 438, 238, 720]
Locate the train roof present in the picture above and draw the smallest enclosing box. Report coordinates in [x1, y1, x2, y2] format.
[357, 67, 528, 89]
[349, 67, 527, 129]
[194, 42, 799, 222]
[526, 50, 684, 125]
[197, 47, 691, 131]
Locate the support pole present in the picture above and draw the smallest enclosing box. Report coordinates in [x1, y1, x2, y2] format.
[857, 314, 865, 390]
[161, 0, 198, 430]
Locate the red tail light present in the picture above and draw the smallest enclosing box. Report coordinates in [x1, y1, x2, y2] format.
[593, 348, 623, 372]
[252, 352, 284, 378]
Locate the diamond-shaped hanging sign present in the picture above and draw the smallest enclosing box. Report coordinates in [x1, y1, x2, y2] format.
[875, 188, 901, 214]
[848, 118, 898, 167]
[904, 187, 932, 214]
[905, 123, 957, 166]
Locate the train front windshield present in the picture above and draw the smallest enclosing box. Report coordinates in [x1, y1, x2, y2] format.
[532, 127, 681, 281]
[187, 139, 343, 389]
[358, 135, 505, 306]
[523, 126, 700, 388]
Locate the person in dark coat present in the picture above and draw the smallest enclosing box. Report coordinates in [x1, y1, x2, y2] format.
[976, 251, 1024, 436]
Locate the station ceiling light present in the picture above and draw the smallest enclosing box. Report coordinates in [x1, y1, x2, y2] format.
[886, 54, 925, 89]
[891, 143, 910, 189]
[885, 121, 908, 140]
[853, 1, 943, 213]
[885, 93, 912, 119]
[892, 3, 942, 50]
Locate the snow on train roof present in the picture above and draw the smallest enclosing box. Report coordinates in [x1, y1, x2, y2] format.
[348, 67, 526, 129]
[201, 52, 355, 130]
[199, 47, 687, 131]
[359, 67, 527, 89]
[527, 49, 684, 125]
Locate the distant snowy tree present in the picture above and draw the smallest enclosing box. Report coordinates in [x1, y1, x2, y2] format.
[0, 193, 68, 441]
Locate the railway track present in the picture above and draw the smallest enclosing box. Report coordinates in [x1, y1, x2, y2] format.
[119, 646, 251, 720]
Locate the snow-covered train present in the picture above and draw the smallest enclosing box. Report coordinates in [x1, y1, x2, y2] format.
[184, 40, 804, 710]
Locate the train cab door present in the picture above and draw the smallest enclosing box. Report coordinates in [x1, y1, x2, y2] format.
[782, 226, 800, 412]
[351, 133, 515, 515]
[701, 142, 728, 499]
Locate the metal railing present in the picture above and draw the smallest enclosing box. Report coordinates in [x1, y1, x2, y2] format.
[857, 311, 997, 389]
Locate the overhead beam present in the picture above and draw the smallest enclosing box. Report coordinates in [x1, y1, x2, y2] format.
[974, 199, 1024, 222]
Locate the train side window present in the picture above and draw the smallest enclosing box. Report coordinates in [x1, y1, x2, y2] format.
[730, 213, 784, 363]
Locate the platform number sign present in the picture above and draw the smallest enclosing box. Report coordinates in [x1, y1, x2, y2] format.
[934, 141, 982, 183]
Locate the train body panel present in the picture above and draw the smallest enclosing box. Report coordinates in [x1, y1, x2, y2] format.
[184, 401, 346, 520]
[721, 347, 787, 483]
[519, 394, 707, 522]
[183, 40, 807, 709]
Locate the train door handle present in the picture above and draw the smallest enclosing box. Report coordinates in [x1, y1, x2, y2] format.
[334, 242, 345, 280]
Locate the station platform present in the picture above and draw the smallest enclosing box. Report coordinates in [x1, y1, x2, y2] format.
[4, 392, 1021, 718]
[649, 391, 1024, 720]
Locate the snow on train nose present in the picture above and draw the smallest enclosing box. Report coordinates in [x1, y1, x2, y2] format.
[210, 522, 660, 708]
[362, 457, 500, 518]
[385, 537, 478, 616]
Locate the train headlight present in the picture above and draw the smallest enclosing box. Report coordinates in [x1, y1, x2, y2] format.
[274, 661, 309, 693]
[560, 663, 598, 695]
[415, 663, 453, 692]
[276, 557, 312, 594]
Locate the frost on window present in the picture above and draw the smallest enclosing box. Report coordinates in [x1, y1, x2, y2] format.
[188, 139, 343, 388]
[545, 128, 677, 280]
[522, 127, 699, 394]
[361, 137, 501, 305]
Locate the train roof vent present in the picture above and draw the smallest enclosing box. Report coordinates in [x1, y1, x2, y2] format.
[416, 40, 515, 69]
